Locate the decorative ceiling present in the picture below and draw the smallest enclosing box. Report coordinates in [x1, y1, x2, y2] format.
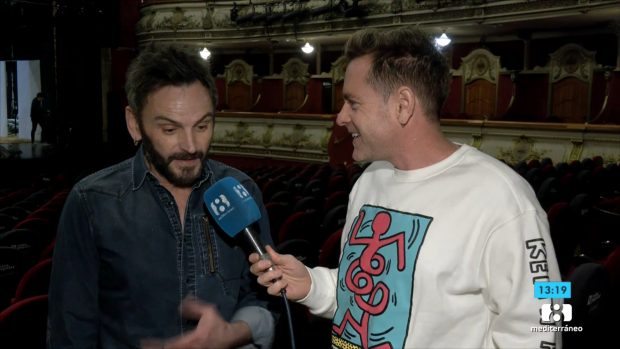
[135, 0, 620, 51]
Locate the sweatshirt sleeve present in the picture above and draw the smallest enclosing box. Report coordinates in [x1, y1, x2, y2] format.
[298, 266, 339, 318]
[480, 209, 562, 348]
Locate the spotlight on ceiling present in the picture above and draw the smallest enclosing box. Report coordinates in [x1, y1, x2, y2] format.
[199, 47, 211, 60]
[435, 33, 452, 47]
[301, 42, 314, 54]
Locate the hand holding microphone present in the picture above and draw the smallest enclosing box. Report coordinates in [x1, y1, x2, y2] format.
[204, 177, 312, 300]
[248, 245, 312, 301]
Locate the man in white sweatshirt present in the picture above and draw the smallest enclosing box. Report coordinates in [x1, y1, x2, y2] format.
[250, 26, 562, 349]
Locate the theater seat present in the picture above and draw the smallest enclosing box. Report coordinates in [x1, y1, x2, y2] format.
[0, 247, 32, 309]
[0, 206, 30, 223]
[265, 202, 293, 245]
[39, 239, 56, 261]
[546, 202, 578, 277]
[604, 246, 620, 319]
[269, 190, 295, 206]
[278, 210, 321, 248]
[276, 238, 317, 267]
[0, 228, 47, 257]
[563, 262, 611, 349]
[13, 217, 54, 236]
[320, 205, 348, 245]
[324, 190, 349, 212]
[0, 213, 17, 234]
[0, 295, 48, 349]
[318, 228, 343, 268]
[11, 258, 52, 304]
[293, 196, 323, 215]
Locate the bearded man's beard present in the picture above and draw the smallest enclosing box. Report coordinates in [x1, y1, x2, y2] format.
[142, 134, 206, 188]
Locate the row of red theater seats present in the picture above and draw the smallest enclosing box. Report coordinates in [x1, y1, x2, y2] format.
[514, 157, 620, 211]
[0, 183, 69, 348]
[0, 167, 69, 345]
[252, 163, 361, 228]
[0, 156, 617, 348]
[0, 187, 69, 312]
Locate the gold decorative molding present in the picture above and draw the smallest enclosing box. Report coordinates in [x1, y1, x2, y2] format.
[220, 122, 258, 145]
[224, 59, 253, 86]
[442, 119, 620, 165]
[208, 112, 620, 164]
[471, 134, 483, 149]
[496, 135, 550, 164]
[549, 44, 596, 84]
[211, 112, 333, 162]
[160, 7, 200, 32]
[460, 48, 501, 118]
[331, 56, 347, 84]
[274, 125, 316, 150]
[282, 58, 309, 86]
[568, 140, 585, 162]
[547, 43, 596, 122]
[461, 48, 500, 84]
[261, 124, 274, 148]
[136, 1, 620, 48]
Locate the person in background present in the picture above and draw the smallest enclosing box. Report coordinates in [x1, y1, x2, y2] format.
[250, 26, 562, 349]
[48, 44, 276, 349]
[30, 92, 47, 143]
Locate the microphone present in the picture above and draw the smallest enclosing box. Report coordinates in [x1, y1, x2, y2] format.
[204, 177, 296, 348]
[203, 176, 269, 260]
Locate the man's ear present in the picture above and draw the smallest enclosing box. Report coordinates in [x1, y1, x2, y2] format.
[396, 86, 416, 127]
[125, 106, 142, 143]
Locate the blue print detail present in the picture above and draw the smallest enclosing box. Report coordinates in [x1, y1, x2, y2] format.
[332, 205, 432, 349]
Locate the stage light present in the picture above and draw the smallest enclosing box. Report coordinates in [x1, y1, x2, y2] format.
[435, 33, 452, 47]
[301, 42, 314, 54]
[199, 47, 211, 60]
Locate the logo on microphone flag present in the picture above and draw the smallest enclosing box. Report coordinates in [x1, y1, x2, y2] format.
[204, 177, 261, 237]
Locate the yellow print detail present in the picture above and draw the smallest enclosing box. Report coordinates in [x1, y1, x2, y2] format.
[332, 335, 362, 349]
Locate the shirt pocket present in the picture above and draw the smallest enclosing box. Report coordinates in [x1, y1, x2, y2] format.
[200, 216, 246, 297]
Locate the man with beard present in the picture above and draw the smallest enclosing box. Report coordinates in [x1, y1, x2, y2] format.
[48, 45, 276, 349]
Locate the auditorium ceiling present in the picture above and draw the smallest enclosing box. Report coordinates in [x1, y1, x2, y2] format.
[0, 0, 619, 57]
[133, 0, 620, 52]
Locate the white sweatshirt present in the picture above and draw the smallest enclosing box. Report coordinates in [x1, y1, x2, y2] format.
[300, 144, 562, 349]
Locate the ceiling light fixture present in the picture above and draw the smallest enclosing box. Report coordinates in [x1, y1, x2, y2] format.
[435, 33, 452, 47]
[199, 46, 211, 60]
[301, 42, 314, 54]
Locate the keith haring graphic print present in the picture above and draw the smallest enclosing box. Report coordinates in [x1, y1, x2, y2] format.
[332, 205, 432, 349]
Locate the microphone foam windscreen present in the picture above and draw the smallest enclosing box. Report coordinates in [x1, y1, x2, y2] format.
[203, 177, 261, 237]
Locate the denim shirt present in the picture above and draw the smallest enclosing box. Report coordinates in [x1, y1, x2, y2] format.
[48, 149, 276, 348]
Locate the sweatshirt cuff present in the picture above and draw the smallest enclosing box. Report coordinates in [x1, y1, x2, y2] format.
[298, 266, 337, 317]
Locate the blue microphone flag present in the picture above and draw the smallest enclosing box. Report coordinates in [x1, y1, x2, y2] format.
[203, 177, 261, 238]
